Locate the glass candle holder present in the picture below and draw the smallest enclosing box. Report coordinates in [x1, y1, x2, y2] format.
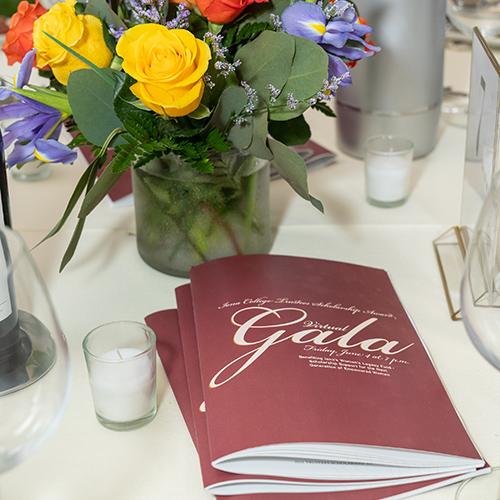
[83, 321, 157, 431]
[11, 160, 51, 182]
[364, 135, 414, 208]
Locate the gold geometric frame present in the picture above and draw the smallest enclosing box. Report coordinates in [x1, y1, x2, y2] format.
[433, 226, 467, 321]
[434, 28, 500, 321]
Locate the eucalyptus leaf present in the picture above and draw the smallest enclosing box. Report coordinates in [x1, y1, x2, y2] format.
[283, 36, 328, 99]
[269, 115, 311, 146]
[268, 137, 323, 212]
[268, 102, 309, 122]
[68, 69, 125, 146]
[85, 0, 125, 27]
[236, 31, 295, 102]
[270, 36, 328, 121]
[229, 119, 253, 150]
[247, 110, 273, 160]
[210, 86, 247, 131]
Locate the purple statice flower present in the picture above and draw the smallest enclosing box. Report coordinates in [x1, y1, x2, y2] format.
[270, 13, 282, 32]
[204, 32, 241, 79]
[0, 50, 77, 167]
[281, 1, 380, 84]
[166, 3, 190, 29]
[109, 24, 127, 40]
[287, 93, 298, 110]
[267, 84, 281, 104]
[126, 0, 167, 24]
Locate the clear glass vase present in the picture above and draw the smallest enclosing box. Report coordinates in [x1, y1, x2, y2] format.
[11, 160, 51, 182]
[132, 152, 273, 277]
[0, 228, 70, 474]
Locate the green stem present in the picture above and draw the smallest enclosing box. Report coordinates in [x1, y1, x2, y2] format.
[138, 172, 209, 263]
[243, 171, 258, 248]
[44, 113, 69, 140]
[201, 202, 243, 255]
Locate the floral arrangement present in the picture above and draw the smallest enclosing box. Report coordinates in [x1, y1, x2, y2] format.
[0, 0, 378, 269]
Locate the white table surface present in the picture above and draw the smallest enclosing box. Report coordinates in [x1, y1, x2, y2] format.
[2, 45, 500, 500]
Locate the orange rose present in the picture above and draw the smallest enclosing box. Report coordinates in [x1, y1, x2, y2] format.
[2, 0, 46, 65]
[196, 0, 269, 24]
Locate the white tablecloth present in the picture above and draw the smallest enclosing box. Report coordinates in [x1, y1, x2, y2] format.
[2, 46, 499, 500]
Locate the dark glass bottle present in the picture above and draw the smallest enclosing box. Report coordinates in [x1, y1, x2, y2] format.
[0, 130, 29, 390]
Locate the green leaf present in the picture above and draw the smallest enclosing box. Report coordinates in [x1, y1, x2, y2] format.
[42, 31, 115, 87]
[229, 119, 253, 150]
[210, 85, 247, 131]
[237, 0, 290, 25]
[312, 101, 336, 118]
[0, 0, 18, 16]
[285, 35, 329, 102]
[67, 133, 92, 149]
[79, 160, 125, 218]
[268, 137, 323, 212]
[85, 0, 125, 27]
[268, 102, 309, 122]
[113, 74, 165, 143]
[35, 163, 94, 248]
[67, 69, 124, 146]
[236, 31, 295, 103]
[269, 115, 311, 146]
[270, 36, 328, 121]
[209, 22, 224, 34]
[60, 215, 86, 272]
[189, 104, 211, 120]
[247, 110, 273, 160]
[129, 100, 151, 111]
[110, 142, 138, 174]
[60, 160, 100, 271]
[206, 128, 230, 153]
[235, 22, 270, 46]
[13, 87, 72, 116]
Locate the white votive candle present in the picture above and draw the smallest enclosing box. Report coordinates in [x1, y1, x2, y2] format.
[83, 322, 157, 431]
[90, 347, 155, 423]
[365, 135, 414, 207]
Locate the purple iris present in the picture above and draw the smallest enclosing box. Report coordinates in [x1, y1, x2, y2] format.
[0, 50, 77, 167]
[282, 1, 380, 84]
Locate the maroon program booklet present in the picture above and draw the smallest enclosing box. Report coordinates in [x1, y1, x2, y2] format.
[185, 255, 484, 487]
[146, 300, 487, 498]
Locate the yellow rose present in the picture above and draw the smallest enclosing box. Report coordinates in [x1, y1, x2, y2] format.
[116, 25, 211, 118]
[33, 0, 112, 85]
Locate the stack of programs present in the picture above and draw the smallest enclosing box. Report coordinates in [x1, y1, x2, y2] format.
[146, 255, 488, 499]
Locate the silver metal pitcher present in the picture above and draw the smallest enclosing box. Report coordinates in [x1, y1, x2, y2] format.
[336, 0, 447, 159]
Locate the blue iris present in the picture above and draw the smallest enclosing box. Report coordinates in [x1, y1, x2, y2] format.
[0, 50, 77, 167]
[282, 1, 380, 84]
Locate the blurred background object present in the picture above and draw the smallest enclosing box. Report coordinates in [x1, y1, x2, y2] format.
[447, 0, 500, 49]
[0, 0, 21, 17]
[336, 0, 447, 159]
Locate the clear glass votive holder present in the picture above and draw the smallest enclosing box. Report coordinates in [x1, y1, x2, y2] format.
[364, 135, 414, 208]
[83, 321, 157, 431]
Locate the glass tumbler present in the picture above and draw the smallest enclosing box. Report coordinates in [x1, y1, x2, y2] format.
[365, 135, 414, 208]
[83, 321, 157, 431]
